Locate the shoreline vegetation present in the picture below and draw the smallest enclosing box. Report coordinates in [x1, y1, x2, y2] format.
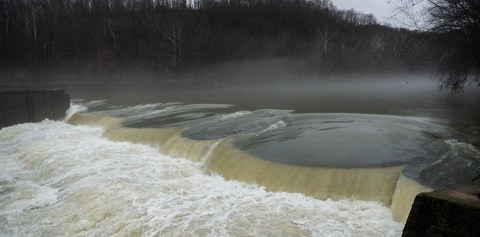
[0, 0, 478, 90]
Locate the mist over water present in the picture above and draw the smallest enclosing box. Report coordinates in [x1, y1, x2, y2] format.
[70, 76, 480, 120]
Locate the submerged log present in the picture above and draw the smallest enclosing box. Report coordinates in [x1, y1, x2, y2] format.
[0, 90, 70, 128]
[402, 181, 480, 237]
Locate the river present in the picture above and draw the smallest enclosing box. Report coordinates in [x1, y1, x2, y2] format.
[1, 78, 479, 236]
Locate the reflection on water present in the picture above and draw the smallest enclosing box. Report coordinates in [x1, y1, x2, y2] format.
[234, 114, 447, 168]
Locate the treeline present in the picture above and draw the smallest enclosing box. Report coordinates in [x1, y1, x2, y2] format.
[0, 0, 464, 82]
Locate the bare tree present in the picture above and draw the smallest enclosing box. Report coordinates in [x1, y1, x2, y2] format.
[315, 27, 336, 60]
[162, 16, 184, 78]
[370, 33, 386, 60]
[395, 0, 480, 91]
[1, 0, 461, 85]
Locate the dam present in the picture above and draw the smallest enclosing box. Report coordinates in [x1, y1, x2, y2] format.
[65, 99, 479, 222]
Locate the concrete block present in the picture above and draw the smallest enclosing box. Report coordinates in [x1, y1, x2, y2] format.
[0, 94, 29, 126]
[0, 90, 70, 127]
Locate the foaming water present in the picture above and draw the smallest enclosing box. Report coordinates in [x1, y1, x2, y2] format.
[219, 111, 251, 120]
[256, 120, 288, 135]
[0, 121, 403, 236]
[64, 103, 88, 122]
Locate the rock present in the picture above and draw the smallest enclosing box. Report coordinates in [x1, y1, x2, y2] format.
[402, 181, 480, 237]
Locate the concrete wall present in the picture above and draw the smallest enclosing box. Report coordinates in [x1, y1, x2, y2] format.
[0, 90, 70, 128]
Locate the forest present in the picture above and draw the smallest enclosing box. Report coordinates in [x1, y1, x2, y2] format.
[0, 0, 477, 89]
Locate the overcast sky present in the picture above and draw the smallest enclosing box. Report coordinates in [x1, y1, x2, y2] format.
[330, 0, 396, 20]
[329, 0, 425, 28]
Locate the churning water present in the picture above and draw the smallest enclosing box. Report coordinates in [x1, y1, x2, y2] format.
[0, 120, 402, 236]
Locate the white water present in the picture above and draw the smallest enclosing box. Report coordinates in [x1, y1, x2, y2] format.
[0, 120, 403, 236]
[256, 120, 288, 135]
[220, 111, 251, 120]
[64, 103, 88, 121]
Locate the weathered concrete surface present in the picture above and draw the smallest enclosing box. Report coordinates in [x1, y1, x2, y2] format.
[402, 181, 480, 237]
[0, 90, 70, 128]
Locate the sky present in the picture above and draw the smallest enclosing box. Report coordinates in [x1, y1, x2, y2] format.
[329, 0, 426, 28]
[330, 0, 394, 20]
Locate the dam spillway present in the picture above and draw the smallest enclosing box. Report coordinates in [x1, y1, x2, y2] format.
[1, 97, 479, 236]
[65, 101, 480, 222]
